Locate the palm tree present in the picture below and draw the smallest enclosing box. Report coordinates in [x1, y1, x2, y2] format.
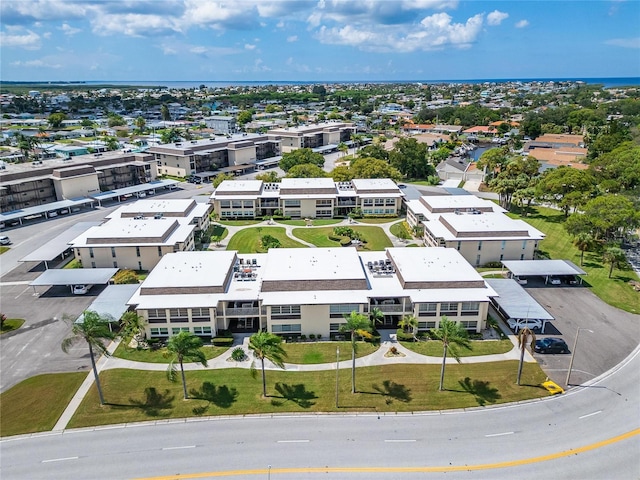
[166, 331, 208, 400]
[517, 327, 536, 386]
[120, 311, 145, 345]
[338, 142, 348, 157]
[61, 310, 117, 405]
[369, 307, 384, 330]
[431, 316, 471, 391]
[603, 246, 627, 278]
[339, 311, 372, 394]
[573, 233, 594, 267]
[248, 331, 287, 398]
[398, 315, 418, 337]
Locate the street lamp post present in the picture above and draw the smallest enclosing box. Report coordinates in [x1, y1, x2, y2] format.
[566, 327, 593, 386]
[335, 346, 340, 408]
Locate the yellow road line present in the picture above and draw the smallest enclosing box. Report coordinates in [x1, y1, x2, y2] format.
[135, 428, 639, 479]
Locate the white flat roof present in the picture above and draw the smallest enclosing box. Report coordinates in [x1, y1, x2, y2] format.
[214, 180, 263, 194]
[425, 213, 545, 241]
[387, 247, 483, 283]
[279, 177, 337, 190]
[501, 259, 586, 277]
[70, 217, 194, 246]
[351, 178, 401, 191]
[420, 195, 506, 213]
[143, 251, 236, 289]
[30, 268, 119, 286]
[108, 199, 198, 217]
[262, 247, 365, 282]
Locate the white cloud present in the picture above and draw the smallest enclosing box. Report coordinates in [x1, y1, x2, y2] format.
[0, 29, 41, 49]
[486, 10, 508, 26]
[60, 23, 82, 35]
[90, 13, 183, 36]
[276, 20, 285, 28]
[11, 58, 61, 68]
[515, 19, 529, 28]
[245, 43, 256, 50]
[605, 37, 640, 49]
[287, 35, 298, 42]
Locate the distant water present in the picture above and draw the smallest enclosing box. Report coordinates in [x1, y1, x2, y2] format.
[78, 77, 640, 89]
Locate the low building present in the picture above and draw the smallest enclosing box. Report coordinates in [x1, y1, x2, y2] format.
[203, 115, 237, 135]
[127, 247, 497, 340]
[210, 178, 404, 219]
[267, 122, 355, 153]
[406, 195, 544, 266]
[70, 199, 211, 271]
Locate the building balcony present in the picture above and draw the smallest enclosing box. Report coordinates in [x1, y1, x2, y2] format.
[225, 307, 260, 316]
[374, 304, 405, 313]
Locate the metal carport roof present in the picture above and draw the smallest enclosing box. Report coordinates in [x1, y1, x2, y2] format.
[75, 284, 139, 324]
[0, 198, 94, 223]
[20, 221, 102, 266]
[501, 259, 586, 277]
[29, 268, 119, 287]
[486, 278, 554, 333]
[90, 179, 179, 202]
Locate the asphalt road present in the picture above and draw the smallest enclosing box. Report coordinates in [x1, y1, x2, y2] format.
[1, 346, 638, 479]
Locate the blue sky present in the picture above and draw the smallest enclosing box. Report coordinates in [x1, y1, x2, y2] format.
[1, 0, 639, 82]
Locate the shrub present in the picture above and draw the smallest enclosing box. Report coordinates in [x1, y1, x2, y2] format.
[231, 347, 247, 361]
[396, 329, 415, 342]
[300, 334, 307, 341]
[339, 237, 352, 246]
[212, 337, 234, 346]
[482, 261, 503, 269]
[113, 269, 139, 284]
[309, 334, 316, 340]
[389, 346, 398, 355]
[316, 334, 322, 340]
[217, 329, 233, 338]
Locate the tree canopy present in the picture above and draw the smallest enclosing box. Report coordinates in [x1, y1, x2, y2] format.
[279, 148, 325, 172]
[389, 137, 435, 179]
[286, 163, 327, 178]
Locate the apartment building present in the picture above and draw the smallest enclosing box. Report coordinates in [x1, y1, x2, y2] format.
[210, 178, 404, 219]
[70, 199, 211, 271]
[0, 151, 155, 212]
[405, 195, 544, 266]
[147, 134, 281, 178]
[267, 122, 355, 153]
[127, 247, 496, 340]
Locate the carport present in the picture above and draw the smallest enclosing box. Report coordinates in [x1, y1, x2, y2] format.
[0, 198, 95, 227]
[19, 221, 102, 269]
[75, 284, 140, 330]
[501, 259, 587, 285]
[29, 268, 119, 295]
[486, 278, 555, 333]
[89, 179, 180, 206]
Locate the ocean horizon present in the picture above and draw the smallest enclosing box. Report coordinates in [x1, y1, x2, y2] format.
[8, 77, 640, 89]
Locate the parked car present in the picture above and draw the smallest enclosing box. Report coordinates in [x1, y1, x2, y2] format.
[72, 284, 91, 295]
[507, 318, 542, 332]
[0, 235, 11, 245]
[535, 337, 569, 354]
[548, 276, 562, 285]
[514, 276, 528, 285]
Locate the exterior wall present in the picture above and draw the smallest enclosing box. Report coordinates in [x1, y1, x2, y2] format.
[140, 307, 216, 339]
[217, 199, 257, 218]
[278, 136, 302, 152]
[228, 147, 256, 166]
[445, 239, 538, 266]
[360, 197, 400, 215]
[53, 174, 100, 200]
[76, 244, 177, 270]
[155, 153, 195, 178]
[267, 304, 333, 337]
[412, 301, 488, 333]
[0, 178, 58, 212]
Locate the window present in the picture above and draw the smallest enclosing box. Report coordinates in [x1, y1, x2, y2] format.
[457, 241, 461, 251]
[193, 326, 212, 335]
[520, 254, 525, 260]
[284, 200, 300, 207]
[89, 247, 94, 258]
[460, 320, 477, 330]
[476, 254, 481, 266]
[330, 304, 361, 318]
[158, 246, 163, 257]
[148, 309, 167, 319]
[271, 305, 301, 319]
[138, 261, 142, 270]
[113, 261, 118, 268]
[363, 199, 373, 206]
[220, 200, 231, 208]
[243, 201, 253, 208]
[522, 240, 527, 250]
[440, 302, 458, 315]
[418, 321, 437, 329]
[316, 199, 332, 206]
[192, 307, 211, 322]
[111, 247, 116, 258]
[136, 246, 141, 257]
[385, 198, 395, 206]
[499, 254, 504, 262]
[418, 303, 437, 317]
[461, 302, 480, 316]
[501, 240, 506, 250]
[272, 324, 301, 333]
[150, 327, 169, 337]
[171, 327, 189, 335]
[91, 261, 96, 268]
[477, 241, 483, 251]
[330, 323, 344, 332]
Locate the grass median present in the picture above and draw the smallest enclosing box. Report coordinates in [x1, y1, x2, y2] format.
[0, 373, 86, 437]
[68, 362, 549, 428]
[401, 339, 514, 357]
[226, 227, 307, 253]
[113, 343, 229, 363]
[292, 226, 392, 250]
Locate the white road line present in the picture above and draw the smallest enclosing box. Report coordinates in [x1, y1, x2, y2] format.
[384, 439, 416, 443]
[42, 456, 79, 463]
[162, 445, 196, 450]
[485, 431, 515, 438]
[277, 440, 309, 443]
[579, 410, 602, 419]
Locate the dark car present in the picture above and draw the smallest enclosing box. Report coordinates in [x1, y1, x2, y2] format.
[534, 337, 569, 354]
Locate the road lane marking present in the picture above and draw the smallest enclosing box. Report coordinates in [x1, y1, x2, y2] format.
[162, 445, 196, 450]
[384, 439, 416, 443]
[485, 431, 515, 437]
[277, 440, 309, 443]
[579, 410, 602, 419]
[42, 456, 78, 463]
[133, 428, 640, 479]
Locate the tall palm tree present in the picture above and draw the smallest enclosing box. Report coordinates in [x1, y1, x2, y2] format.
[432, 316, 471, 391]
[369, 307, 384, 330]
[517, 327, 536, 386]
[166, 331, 208, 400]
[398, 314, 418, 337]
[603, 246, 627, 278]
[573, 232, 594, 267]
[339, 311, 372, 394]
[61, 310, 117, 405]
[248, 331, 287, 398]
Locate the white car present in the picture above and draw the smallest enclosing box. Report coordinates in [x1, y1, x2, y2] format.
[72, 284, 91, 295]
[514, 276, 528, 285]
[548, 276, 562, 285]
[0, 236, 11, 245]
[507, 318, 542, 332]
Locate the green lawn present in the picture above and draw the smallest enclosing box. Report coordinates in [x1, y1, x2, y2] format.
[282, 341, 378, 364]
[226, 227, 307, 253]
[356, 217, 399, 224]
[0, 246, 9, 255]
[218, 219, 263, 227]
[63, 258, 83, 269]
[0, 373, 86, 437]
[68, 362, 549, 428]
[276, 219, 342, 226]
[292, 226, 393, 251]
[210, 224, 228, 240]
[114, 343, 229, 363]
[389, 221, 412, 239]
[512, 206, 640, 314]
[401, 339, 514, 357]
[0, 318, 25, 335]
